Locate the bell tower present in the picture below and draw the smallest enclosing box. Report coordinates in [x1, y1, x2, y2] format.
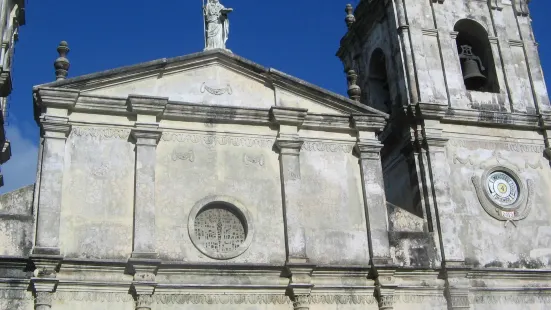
[338, 0, 551, 308]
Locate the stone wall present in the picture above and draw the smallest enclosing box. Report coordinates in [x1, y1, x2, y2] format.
[0, 184, 34, 256]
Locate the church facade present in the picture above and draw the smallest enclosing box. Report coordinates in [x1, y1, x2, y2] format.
[1, 0, 551, 310]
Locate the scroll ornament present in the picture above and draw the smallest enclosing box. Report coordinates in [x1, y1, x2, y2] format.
[200, 82, 232, 95]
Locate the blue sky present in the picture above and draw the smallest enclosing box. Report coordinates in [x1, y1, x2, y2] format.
[1, 1, 550, 193]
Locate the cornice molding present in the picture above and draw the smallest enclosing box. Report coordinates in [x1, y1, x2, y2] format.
[127, 94, 168, 116]
[35, 87, 80, 109]
[351, 114, 387, 132]
[270, 106, 308, 126]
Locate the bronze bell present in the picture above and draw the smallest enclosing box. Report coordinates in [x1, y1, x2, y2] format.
[459, 45, 487, 90]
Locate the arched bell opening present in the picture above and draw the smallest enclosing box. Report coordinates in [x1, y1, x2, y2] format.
[454, 19, 499, 93]
[368, 48, 392, 115]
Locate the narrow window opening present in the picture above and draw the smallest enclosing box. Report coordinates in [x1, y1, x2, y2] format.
[368, 49, 392, 114]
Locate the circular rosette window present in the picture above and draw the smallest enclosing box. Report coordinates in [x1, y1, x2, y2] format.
[188, 196, 254, 260]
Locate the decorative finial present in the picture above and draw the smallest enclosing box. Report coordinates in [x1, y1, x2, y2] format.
[54, 41, 70, 80]
[203, 0, 233, 51]
[346, 69, 361, 102]
[345, 4, 355, 28]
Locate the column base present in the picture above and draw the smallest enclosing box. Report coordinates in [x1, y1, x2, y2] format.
[131, 252, 159, 260]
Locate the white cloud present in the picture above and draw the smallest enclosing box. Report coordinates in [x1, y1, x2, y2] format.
[0, 124, 39, 194]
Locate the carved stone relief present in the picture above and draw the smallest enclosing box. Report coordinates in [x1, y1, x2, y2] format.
[453, 151, 543, 170]
[449, 139, 545, 153]
[71, 127, 130, 140]
[161, 132, 273, 149]
[302, 141, 355, 153]
[243, 153, 264, 167]
[200, 82, 233, 95]
[171, 149, 195, 162]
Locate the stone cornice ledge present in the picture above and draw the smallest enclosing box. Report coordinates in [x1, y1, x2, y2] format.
[443, 108, 540, 129]
[164, 102, 271, 125]
[34, 87, 80, 109]
[351, 114, 387, 133]
[76, 95, 128, 115]
[270, 106, 308, 126]
[302, 114, 353, 131]
[127, 94, 169, 116]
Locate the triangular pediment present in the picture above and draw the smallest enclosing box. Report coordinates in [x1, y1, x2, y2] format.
[37, 49, 384, 116]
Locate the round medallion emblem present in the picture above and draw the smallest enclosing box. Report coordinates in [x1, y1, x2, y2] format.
[188, 196, 254, 260]
[472, 166, 532, 223]
[486, 171, 519, 207]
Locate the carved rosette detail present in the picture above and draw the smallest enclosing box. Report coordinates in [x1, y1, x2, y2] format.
[378, 295, 395, 309]
[292, 295, 310, 310]
[136, 294, 153, 310]
[35, 292, 53, 307]
[449, 295, 470, 308]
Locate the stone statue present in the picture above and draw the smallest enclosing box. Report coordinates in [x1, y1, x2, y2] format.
[203, 0, 233, 50]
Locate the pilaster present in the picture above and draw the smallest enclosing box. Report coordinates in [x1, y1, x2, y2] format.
[127, 94, 167, 259]
[444, 267, 471, 310]
[285, 263, 314, 310]
[421, 117, 465, 264]
[351, 115, 391, 264]
[130, 125, 162, 259]
[271, 107, 308, 263]
[33, 115, 71, 256]
[375, 270, 397, 310]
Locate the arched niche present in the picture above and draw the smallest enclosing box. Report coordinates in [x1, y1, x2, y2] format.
[454, 19, 499, 93]
[368, 48, 392, 114]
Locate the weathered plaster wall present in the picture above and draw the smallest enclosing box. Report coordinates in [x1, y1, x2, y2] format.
[298, 145, 368, 265]
[155, 128, 286, 263]
[0, 291, 33, 310]
[444, 124, 551, 268]
[0, 185, 34, 256]
[60, 127, 135, 259]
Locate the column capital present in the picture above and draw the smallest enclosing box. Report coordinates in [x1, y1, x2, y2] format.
[270, 106, 308, 126]
[285, 263, 315, 296]
[131, 127, 162, 146]
[275, 138, 304, 155]
[354, 140, 383, 159]
[39, 115, 71, 138]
